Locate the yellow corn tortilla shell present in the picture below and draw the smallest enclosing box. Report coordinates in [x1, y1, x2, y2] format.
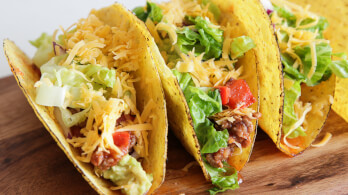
[139, 0, 268, 179]
[288, 0, 348, 123]
[260, 0, 336, 156]
[3, 3, 168, 195]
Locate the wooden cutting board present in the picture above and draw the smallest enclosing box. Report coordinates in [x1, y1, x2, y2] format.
[1, 75, 347, 195]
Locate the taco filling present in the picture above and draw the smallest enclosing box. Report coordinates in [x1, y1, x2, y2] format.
[30, 12, 155, 195]
[134, 0, 260, 193]
[262, 0, 348, 151]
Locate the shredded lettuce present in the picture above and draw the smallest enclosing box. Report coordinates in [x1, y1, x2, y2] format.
[133, 2, 163, 23]
[201, 0, 221, 22]
[196, 120, 229, 153]
[282, 79, 306, 138]
[36, 55, 116, 108]
[30, 33, 55, 67]
[176, 16, 223, 60]
[294, 43, 332, 86]
[173, 70, 226, 153]
[173, 70, 238, 193]
[230, 36, 256, 59]
[203, 158, 239, 195]
[272, 5, 297, 27]
[189, 16, 223, 43]
[59, 107, 89, 128]
[272, 5, 344, 140]
[77, 64, 116, 88]
[329, 53, 348, 78]
[35, 83, 66, 107]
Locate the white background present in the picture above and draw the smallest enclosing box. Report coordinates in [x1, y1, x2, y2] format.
[0, 0, 164, 78]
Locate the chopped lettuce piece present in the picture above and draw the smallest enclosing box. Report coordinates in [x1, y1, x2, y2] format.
[173, 70, 226, 153]
[188, 16, 223, 43]
[230, 36, 255, 59]
[30, 33, 55, 67]
[329, 60, 348, 78]
[329, 53, 348, 78]
[203, 158, 239, 195]
[176, 16, 223, 60]
[133, 7, 148, 22]
[59, 107, 89, 128]
[133, 2, 163, 23]
[172, 70, 195, 90]
[281, 53, 306, 81]
[35, 83, 66, 107]
[102, 155, 153, 195]
[273, 5, 297, 27]
[196, 120, 229, 153]
[201, 0, 221, 21]
[282, 78, 306, 138]
[77, 64, 116, 88]
[294, 43, 332, 86]
[36, 55, 116, 107]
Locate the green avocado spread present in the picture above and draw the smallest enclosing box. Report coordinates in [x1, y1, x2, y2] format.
[102, 155, 153, 195]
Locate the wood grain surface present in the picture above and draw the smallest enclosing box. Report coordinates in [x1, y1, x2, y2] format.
[1, 75, 347, 195]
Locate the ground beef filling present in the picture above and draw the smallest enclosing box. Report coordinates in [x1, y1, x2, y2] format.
[206, 112, 261, 168]
[90, 132, 137, 170]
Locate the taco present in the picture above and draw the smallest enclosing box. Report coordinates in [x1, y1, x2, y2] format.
[132, 0, 280, 193]
[284, 0, 348, 124]
[259, 0, 348, 155]
[3, 4, 168, 195]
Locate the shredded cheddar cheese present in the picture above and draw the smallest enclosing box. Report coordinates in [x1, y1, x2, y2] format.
[48, 12, 155, 164]
[312, 132, 332, 147]
[175, 51, 240, 87]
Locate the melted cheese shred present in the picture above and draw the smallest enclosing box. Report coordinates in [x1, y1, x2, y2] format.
[311, 133, 332, 147]
[60, 13, 153, 163]
[176, 51, 241, 87]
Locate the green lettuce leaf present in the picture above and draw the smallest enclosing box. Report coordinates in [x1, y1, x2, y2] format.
[273, 5, 297, 27]
[176, 16, 223, 60]
[282, 78, 306, 138]
[203, 158, 239, 195]
[30, 33, 55, 67]
[133, 2, 163, 23]
[281, 53, 306, 81]
[201, 0, 221, 21]
[294, 43, 332, 86]
[173, 70, 226, 153]
[133, 7, 148, 22]
[185, 86, 222, 126]
[77, 64, 116, 88]
[188, 16, 223, 43]
[196, 120, 229, 153]
[329, 60, 348, 78]
[230, 36, 256, 59]
[59, 107, 89, 128]
[329, 53, 348, 78]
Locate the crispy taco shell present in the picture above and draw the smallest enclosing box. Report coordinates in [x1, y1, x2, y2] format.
[138, 0, 274, 179]
[287, 0, 348, 123]
[4, 4, 168, 194]
[259, 0, 336, 156]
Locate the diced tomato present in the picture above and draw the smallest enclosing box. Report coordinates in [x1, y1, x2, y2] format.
[225, 79, 256, 109]
[112, 131, 130, 154]
[215, 86, 231, 105]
